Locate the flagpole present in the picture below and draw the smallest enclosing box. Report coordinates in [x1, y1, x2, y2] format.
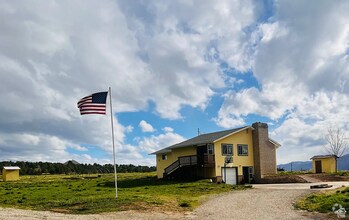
[109, 87, 118, 198]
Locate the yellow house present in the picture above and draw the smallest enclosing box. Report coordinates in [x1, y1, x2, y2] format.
[152, 122, 281, 184]
[2, 166, 21, 181]
[311, 155, 337, 173]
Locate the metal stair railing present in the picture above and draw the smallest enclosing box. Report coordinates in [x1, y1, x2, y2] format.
[164, 160, 180, 175]
[164, 155, 197, 176]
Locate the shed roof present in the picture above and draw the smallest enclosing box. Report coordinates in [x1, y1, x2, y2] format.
[3, 166, 21, 170]
[310, 155, 338, 160]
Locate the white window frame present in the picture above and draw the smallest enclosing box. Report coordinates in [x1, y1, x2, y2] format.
[238, 144, 248, 156]
[221, 144, 233, 156]
[207, 144, 214, 155]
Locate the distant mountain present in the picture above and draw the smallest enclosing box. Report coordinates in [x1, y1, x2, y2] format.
[278, 154, 349, 171]
[64, 160, 80, 165]
[278, 161, 312, 171]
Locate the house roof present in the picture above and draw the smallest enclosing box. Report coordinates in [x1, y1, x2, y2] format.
[310, 155, 338, 160]
[152, 126, 252, 154]
[3, 166, 21, 170]
[269, 138, 281, 148]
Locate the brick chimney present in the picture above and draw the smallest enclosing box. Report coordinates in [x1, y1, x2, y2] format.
[252, 122, 277, 181]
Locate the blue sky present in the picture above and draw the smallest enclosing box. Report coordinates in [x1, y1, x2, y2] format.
[0, 0, 348, 165]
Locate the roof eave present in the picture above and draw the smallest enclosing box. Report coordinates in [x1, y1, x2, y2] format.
[310, 155, 338, 159]
[150, 149, 172, 155]
[269, 138, 281, 148]
[3, 166, 21, 170]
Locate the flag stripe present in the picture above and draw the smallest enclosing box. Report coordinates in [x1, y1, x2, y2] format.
[77, 98, 92, 107]
[77, 96, 92, 103]
[80, 104, 106, 109]
[80, 109, 106, 113]
[81, 111, 106, 115]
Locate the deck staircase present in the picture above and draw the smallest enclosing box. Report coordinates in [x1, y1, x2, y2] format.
[164, 155, 197, 177]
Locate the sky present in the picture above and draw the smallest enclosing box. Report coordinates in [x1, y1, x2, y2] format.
[0, 0, 348, 166]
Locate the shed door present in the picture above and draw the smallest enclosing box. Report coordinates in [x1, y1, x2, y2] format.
[222, 167, 237, 185]
[315, 160, 322, 173]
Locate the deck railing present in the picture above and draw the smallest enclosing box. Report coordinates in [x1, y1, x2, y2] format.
[164, 155, 197, 175]
[197, 154, 215, 167]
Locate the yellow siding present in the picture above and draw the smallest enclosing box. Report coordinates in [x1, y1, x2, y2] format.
[2, 170, 20, 181]
[156, 146, 196, 178]
[312, 157, 336, 173]
[214, 128, 254, 177]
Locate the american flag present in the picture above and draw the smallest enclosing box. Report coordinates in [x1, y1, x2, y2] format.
[77, 91, 108, 115]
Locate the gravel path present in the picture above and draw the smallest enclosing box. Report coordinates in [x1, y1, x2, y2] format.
[192, 188, 326, 220]
[0, 208, 188, 220]
[297, 175, 321, 183]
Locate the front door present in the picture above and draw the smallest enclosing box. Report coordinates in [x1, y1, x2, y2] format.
[315, 160, 322, 173]
[242, 167, 250, 183]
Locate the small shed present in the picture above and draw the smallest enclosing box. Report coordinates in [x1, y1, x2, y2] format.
[310, 155, 337, 173]
[2, 166, 21, 181]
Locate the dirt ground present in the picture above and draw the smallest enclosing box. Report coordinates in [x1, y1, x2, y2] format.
[258, 175, 308, 183]
[305, 173, 349, 182]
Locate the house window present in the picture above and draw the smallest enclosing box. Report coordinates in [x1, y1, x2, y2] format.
[221, 144, 233, 156]
[162, 154, 167, 160]
[238, 144, 248, 156]
[207, 144, 214, 155]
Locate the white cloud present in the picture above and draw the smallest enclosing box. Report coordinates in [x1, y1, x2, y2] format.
[138, 129, 185, 154]
[0, 0, 261, 163]
[0, 132, 88, 162]
[253, 1, 349, 93]
[139, 120, 155, 133]
[214, 1, 349, 164]
[273, 91, 349, 163]
[1, 1, 348, 166]
[215, 82, 306, 128]
[163, 127, 174, 133]
[259, 22, 289, 43]
[272, 118, 329, 164]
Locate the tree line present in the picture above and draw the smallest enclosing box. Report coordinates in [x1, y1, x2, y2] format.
[0, 160, 156, 175]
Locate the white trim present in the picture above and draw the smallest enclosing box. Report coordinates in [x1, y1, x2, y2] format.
[3, 166, 20, 170]
[151, 149, 172, 155]
[213, 126, 253, 143]
[269, 138, 281, 148]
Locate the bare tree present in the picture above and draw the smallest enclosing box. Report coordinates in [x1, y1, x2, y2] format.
[325, 127, 349, 172]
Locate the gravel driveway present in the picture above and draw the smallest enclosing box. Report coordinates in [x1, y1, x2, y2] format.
[193, 188, 321, 220]
[192, 181, 349, 220]
[1, 182, 348, 220]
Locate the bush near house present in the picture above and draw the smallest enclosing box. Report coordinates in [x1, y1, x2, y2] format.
[0, 172, 248, 214]
[296, 187, 349, 213]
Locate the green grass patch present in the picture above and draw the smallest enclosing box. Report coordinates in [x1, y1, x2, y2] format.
[276, 171, 312, 175]
[337, 171, 349, 176]
[296, 187, 349, 213]
[0, 173, 248, 214]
